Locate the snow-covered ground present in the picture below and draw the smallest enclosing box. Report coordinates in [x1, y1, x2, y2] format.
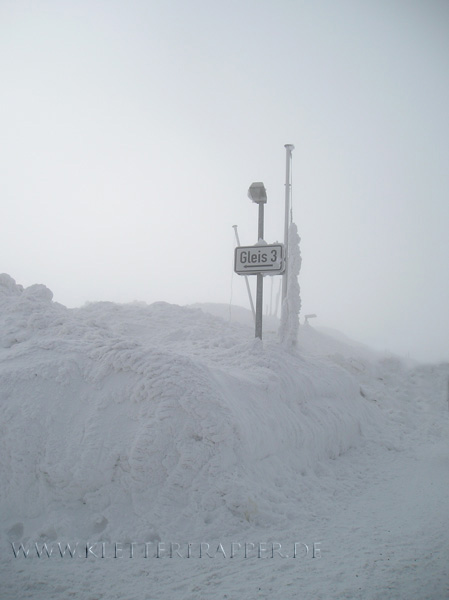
[1, 274, 448, 599]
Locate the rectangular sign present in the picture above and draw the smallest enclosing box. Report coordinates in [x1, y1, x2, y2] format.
[234, 244, 285, 275]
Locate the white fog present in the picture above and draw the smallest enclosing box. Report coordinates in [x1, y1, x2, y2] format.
[1, 0, 448, 362]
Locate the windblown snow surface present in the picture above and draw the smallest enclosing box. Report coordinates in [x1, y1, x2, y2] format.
[0, 274, 448, 599]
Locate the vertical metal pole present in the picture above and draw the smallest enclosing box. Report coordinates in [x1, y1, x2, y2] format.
[255, 275, 263, 339]
[232, 225, 256, 322]
[255, 203, 264, 339]
[282, 144, 294, 304]
[258, 202, 264, 241]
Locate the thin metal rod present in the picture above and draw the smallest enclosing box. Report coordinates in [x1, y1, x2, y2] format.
[255, 203, 265, 339]
[258, 202, 264, 241]
[232, 225, 256, 322]
[282, 144, 294, 304]
[255, 274, 263, 339]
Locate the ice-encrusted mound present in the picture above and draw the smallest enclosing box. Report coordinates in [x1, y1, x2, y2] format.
[0, 275, 382, 543]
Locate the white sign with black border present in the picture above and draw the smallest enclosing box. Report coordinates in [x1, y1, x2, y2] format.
[234, 244, 285, 275]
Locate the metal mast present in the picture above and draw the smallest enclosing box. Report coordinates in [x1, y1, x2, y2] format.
[282, 144, 294, 303]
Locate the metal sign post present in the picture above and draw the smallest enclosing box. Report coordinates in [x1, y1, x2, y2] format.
[248, 183, 267, 340]
[255, 201, 264, 340]
[234, 183, 285, 340]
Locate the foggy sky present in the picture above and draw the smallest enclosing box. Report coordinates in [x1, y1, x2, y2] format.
[1, 0, 448, 363]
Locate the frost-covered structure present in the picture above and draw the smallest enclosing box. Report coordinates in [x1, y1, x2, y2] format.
[279, 222, 302, 346]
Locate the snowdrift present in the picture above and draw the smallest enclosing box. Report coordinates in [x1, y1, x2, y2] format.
[0, 274, 382, 544]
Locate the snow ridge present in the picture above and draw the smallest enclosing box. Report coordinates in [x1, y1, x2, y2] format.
[0, 274, 380, 544]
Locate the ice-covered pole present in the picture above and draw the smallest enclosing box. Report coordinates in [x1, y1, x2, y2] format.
[279, 221, 302, 346]
[282, 144, 295, 304]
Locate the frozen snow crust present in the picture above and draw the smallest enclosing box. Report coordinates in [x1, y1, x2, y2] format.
[1, 274, 381, 543]
[3, 274, 449, 599]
